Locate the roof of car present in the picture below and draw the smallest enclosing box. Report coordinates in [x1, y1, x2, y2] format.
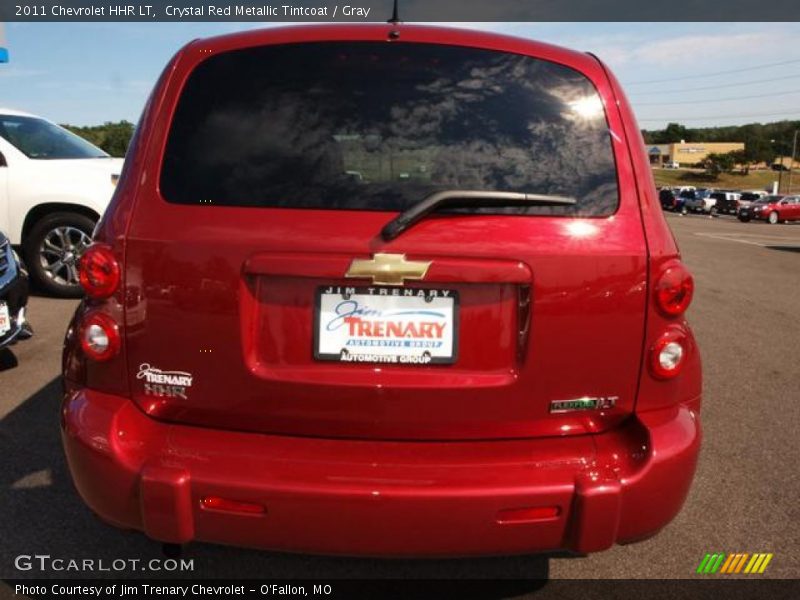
[0, 107, 38, 118]
[190, 24, 599, 73]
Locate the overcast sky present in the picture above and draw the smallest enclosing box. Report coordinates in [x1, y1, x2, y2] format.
[2, 21, 800, 128]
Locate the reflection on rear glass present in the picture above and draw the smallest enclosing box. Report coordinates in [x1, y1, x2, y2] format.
[161, 42, 619, 216]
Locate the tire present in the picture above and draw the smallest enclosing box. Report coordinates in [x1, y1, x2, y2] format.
[738, 215, 751, 223]
[22, 212, 96, 298]
[680, 205, 688, 215]
[767, 211, 780, 225]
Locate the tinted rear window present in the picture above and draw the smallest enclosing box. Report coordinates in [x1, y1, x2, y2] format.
[161, 42, 618, 216]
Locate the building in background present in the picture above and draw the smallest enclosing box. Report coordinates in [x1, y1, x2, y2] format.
[648, 142, 745, 167]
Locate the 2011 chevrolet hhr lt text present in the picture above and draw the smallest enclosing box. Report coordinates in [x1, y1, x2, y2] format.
[62, 25, 702, 556]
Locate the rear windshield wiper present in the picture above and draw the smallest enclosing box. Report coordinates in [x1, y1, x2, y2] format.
[381, 190, 577, 241]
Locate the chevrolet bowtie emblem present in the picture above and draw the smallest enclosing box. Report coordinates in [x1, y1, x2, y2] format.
[345, 253, 432, 286]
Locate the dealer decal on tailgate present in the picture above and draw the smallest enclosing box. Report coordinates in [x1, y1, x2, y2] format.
[315, 286, 458, 364]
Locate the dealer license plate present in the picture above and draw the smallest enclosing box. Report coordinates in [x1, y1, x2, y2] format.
[0, 302, 10, 337]
[314, 286, 457, 364]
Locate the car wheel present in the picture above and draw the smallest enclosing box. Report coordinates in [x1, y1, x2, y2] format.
[23, 212, 96, 298]
[680, 205, 688, 215]
[767, 211, 780, 225]
[710, 207, 718, 217]
[738, 215, 751, 223]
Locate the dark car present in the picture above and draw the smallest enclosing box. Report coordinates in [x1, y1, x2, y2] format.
[0, 230, 32, 349]
[61, 24, 702, 557]
[710, 191, 741, 215]
[660, 188, 689, 214]
[660, 188, 683, 213]
[738, 191, 767, 211]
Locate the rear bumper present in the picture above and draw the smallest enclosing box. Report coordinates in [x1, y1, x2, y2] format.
[62, 389, 701, 557]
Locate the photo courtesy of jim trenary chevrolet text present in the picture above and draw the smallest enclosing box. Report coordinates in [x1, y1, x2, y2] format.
[0, 0, 799, 598]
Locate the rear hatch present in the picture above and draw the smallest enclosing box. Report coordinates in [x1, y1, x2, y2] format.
[124, 36, 648, 441]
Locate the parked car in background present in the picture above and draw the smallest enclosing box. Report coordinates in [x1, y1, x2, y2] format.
[684, 189, 717, 214]
[659, 188, 688, 214]
[709, 191, 741, 215]
[62, 24, 702, 558]
[738, 190, 768, 211]
[0, 229, 32, 350]
[0, 108, 123, 297]
[739, 195, 800, 224]
[678, 189, 697, 211]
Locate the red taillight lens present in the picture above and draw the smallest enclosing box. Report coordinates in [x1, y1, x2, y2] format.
[496, 506, 560, 523]
[78, 244, 120, 299]
[650, 329, 687, 379]
[655, 262, 694, 317]
[79, 312, 120, 361]
[200, 497, 266, 516]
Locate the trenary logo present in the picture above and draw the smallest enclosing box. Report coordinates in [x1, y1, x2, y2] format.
[696, 552, 773, 575]
[345, 254, 431, 286]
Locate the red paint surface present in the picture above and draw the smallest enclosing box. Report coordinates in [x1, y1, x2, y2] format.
[62, 24, 702, 556]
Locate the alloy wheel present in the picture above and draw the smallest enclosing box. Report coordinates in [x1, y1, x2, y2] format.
[38, 226, 92, 287]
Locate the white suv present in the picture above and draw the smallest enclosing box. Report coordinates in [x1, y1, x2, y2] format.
[0, 108, 122, 296]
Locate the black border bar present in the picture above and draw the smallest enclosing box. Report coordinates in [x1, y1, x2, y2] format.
[4, 0, 800, 22]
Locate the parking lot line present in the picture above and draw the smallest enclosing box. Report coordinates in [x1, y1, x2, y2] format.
[694, 232, 800, 247]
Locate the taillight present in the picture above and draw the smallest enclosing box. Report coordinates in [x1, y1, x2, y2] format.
[200, 497, 266, 516]
[650, 329, 687, 379]
[654, 262, 693, 317]
[79, 312, 120, 361]
[78, 244, 120, 299]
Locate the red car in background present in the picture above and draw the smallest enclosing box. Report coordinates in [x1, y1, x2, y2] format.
[62, 25, 702, 557]
[739, 194, 800, 224]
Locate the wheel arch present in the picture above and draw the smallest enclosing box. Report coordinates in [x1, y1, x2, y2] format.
[21, 203, 101, 243]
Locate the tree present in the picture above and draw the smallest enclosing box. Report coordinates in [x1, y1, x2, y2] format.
[743, 136, 776, 170]
[61, 121, 135, 157]
[727, 149, 750, 174]
[703, 152, 736, 178]
[662, 122, 690, 143]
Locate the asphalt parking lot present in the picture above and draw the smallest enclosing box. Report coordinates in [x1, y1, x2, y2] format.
[1, 213, 798, 585]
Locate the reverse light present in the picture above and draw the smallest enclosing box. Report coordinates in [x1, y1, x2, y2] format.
[655, 262, 693, 317]
[79, 312, 120, 361]
[651, 330, 687, 379]
[78, 244, 120, 299]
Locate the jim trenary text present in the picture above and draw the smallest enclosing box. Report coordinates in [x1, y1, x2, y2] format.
[15, 583, 333, 597]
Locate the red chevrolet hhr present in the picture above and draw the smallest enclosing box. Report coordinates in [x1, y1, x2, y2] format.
[62, 24, 702, 556]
